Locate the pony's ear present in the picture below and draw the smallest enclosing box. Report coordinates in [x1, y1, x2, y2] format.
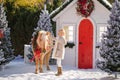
[45, 31, 50, 36]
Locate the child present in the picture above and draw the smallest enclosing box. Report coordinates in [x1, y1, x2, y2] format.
[52, 29, 66, 76]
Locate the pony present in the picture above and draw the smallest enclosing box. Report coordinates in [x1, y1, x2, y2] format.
[31, 30, 54, 74]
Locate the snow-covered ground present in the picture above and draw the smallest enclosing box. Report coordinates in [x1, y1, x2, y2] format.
[0, 57, 120, 80]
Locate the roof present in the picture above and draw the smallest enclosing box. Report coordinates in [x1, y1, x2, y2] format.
[50, 0, 112, 18]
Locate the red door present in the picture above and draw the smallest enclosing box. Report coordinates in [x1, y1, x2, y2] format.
[78, 19, 93, 69]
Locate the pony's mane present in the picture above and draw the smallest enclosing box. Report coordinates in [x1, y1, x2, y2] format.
[39, 30, 46, 41]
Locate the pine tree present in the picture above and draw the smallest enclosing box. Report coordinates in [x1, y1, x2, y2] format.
[97, 0, 120, 77]
[0, 3, 15, 67]
[33, 5, 53, 37]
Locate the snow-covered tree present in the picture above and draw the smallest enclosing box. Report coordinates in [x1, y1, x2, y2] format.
[97, 0, 120, 77]
[32, 5, 53, 37]
[0, 3, 15, 66]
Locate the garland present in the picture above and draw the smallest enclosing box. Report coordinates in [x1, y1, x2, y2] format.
[76, 0, 94, 17]
[65, 42, 75, 48]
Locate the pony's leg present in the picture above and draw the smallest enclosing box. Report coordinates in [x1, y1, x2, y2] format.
[45, 51, 51, 70]
[39, 53, 45, 73]
[35, 58, 39, 74]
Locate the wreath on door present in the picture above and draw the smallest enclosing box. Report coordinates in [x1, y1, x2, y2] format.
[76, 0, 94, 17]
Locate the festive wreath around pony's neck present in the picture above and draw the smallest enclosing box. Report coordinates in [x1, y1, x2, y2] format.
[76, 0, 94, 17]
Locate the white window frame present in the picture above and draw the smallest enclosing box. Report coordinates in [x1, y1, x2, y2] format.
[62, 24, 75, 43]
[97, 24, 108, 42]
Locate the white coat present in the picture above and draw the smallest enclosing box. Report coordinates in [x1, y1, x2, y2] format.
[52, 36, 66, 60]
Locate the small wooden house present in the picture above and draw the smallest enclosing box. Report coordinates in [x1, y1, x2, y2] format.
[50, 0, 111, 69]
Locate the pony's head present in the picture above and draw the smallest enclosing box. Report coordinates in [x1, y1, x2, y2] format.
[38, 30, 46, 41]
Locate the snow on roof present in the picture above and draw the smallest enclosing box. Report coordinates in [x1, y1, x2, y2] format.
[50, 0, 112, 18]
[103, 0, 112, 7]
[50, 0, 73, 18]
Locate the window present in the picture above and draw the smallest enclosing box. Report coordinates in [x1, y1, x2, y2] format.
[68, 26, 74, 42]
[63, 26, 74, 42]
[98, 26, 107, 42]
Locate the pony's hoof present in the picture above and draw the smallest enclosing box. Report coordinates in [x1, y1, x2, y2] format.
[55, 73, 62, 76]
[35, 70, 39, 74]
[40, 70, 43, 73]
[39, 69, 43, 73]
[47, 66, 50, 70]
